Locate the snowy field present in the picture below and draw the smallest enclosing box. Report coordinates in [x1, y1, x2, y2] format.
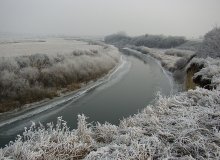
[0, 38, 103, 57]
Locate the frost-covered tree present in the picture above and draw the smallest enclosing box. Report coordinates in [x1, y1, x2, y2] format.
[105, 33, 186, 48]
[197, 27, 220, 58]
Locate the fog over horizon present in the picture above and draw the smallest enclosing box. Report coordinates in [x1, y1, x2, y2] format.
[0, 0, 220, 38]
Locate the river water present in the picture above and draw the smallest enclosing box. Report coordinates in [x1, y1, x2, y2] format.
[0, 49, 172, 148]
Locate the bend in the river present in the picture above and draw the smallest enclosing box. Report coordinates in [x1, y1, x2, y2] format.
[0, 49, 173, 148]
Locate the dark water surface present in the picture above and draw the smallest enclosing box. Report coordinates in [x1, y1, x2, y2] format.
[0, 53, 172, 147]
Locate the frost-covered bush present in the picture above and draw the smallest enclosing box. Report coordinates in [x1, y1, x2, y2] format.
[0, 45, 120, 112]
[175, 58, 188, 71]
[197, 27, 220, 58]
[86, 88, 220, 159]
[165, 48, 195, 58]
[164, 49, 195, 71]
[189, 58, 220, 90]
[1, 88, 220, 159]
[0, 58, 20, 72]
[1, 115, 94, 159]
[129, 45, 151, 55]
[92, 122, 118, 143]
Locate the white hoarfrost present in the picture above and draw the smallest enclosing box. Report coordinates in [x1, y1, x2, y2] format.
[1, 30, 220, 159]
[0, 39, 120, 112]
[1, 88, 220, 159]
[186, 57, 220, 90]
[130, 46, 195, 72]
[193, 58, 220, 89]
[1, 115, 94, 160]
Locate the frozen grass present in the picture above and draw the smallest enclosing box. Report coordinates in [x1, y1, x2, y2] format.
[1, 115, 94, 159]
[1, 87, 219, 159]
[130, 47, 197, 86]
[130, 46, 182, 72]
[164, 48, 194, 58]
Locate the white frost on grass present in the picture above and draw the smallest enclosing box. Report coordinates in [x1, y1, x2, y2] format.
[0, 41, 120, 112]
[1, 88, 220, 159]
[130, 46, 182, 71]
[164, 48, 195, 58]
[130, 46, 196, 73]
[1, 115, 94, 159]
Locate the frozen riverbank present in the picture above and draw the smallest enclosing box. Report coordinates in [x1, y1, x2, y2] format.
[0, 53, 124, 128]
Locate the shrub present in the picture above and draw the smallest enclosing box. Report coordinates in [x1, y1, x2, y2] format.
[175, 57, 188, 70]
[165, 48, 195, 57]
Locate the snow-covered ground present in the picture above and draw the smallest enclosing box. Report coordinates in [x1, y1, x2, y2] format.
[0, 38, 102, 57]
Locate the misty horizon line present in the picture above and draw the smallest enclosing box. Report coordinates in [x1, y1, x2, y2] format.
[0, 30, 204, 40]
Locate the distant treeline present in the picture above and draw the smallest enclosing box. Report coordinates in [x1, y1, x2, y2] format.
[105, 33, 187, 48]
[105, 28, 220, 59]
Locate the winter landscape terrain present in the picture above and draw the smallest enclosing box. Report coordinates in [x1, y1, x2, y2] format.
[0, 0, 220, 160]
[0, 26, 220, 159]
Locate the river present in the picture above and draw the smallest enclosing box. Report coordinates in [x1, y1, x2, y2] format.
[0, 49, 173, 148]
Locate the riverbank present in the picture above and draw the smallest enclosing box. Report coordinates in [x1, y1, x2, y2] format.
[1, 87, 219, 159]
[0, 39, 121, 113]
[0, 53, 125, 128]
[129, 46, 198, 91]
[0, 51, 174, 149]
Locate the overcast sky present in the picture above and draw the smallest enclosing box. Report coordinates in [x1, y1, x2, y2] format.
[0, 0, 220, 38]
